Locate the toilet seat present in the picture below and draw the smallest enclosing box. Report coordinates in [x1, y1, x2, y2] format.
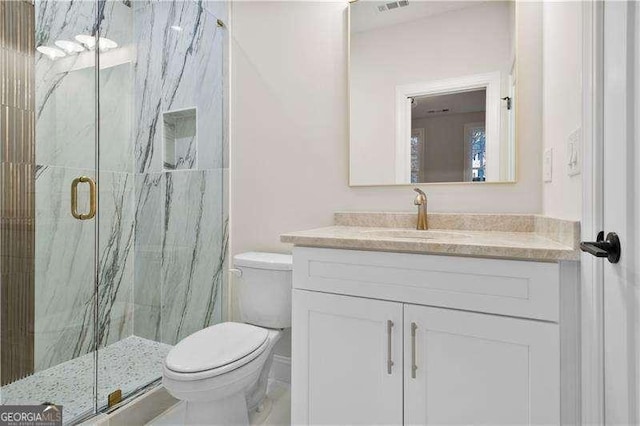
[165, 322, 270, 380]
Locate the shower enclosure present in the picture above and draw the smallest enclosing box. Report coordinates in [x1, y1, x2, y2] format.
[0, 0, 228, 422]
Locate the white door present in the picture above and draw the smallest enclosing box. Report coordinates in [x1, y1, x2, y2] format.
[404, 304, 559, 425]
[595, 1, 640, 423]
[291, 290, 403, 425]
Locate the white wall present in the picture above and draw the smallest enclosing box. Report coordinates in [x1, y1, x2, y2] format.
[230, 0, 542, 358]
[231, 0, 542, 254]
[350, 2, 512, 185]
[541, 2, 583, 220]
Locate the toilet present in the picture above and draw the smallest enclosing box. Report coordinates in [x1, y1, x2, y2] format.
[162, 252, 293, 425]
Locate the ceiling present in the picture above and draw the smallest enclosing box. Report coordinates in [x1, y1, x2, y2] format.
[411, 89, 486, 120]
[350, 1, 482, 33]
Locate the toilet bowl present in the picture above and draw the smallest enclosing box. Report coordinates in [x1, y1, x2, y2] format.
[162, 252, 292, 425]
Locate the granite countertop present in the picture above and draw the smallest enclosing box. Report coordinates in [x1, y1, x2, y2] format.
[280, 212, 581, 262]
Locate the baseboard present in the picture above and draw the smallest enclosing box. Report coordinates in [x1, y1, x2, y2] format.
[79, 385, 179, 425]
[82, 355, 290, 425]
[271, 354, 291, 384]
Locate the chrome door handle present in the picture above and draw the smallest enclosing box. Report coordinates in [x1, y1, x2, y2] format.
[411, 322, 418, 379]
[71, 176, 96, 220]
[387, 320, 394, 374]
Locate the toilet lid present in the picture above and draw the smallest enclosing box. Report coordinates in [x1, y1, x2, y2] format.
[165, 322, 269, 373]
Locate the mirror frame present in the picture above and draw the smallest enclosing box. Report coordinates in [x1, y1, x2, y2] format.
[347, 0, 519, 187]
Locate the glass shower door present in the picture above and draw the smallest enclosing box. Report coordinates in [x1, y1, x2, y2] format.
[1, 0, 100, 423]
[2, 0, 228, 421]
[93, 0, 228, 412]
[93, 0, 152, 409]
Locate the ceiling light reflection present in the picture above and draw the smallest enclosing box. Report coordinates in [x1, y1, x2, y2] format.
[36, 46, 66, 60]
[97, 37, 118, 51]
[54, 40, 85, 54]
[75, 34, 96, 49]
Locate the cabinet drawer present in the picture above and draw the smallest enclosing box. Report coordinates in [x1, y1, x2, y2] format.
[293, 247, 559, 321]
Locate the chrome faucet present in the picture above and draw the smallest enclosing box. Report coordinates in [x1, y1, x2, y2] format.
[413, 188, 428, 230]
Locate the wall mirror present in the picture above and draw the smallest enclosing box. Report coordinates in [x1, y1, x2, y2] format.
[349, 1, 518, 186]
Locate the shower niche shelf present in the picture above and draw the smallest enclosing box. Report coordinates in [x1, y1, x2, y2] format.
[163, 107, 197, 170]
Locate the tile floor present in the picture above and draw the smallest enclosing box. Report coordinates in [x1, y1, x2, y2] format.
[1, 336, 172, 423]
[148, 380, 291, 426]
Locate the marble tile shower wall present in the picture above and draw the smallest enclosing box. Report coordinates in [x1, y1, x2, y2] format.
[132, 0, 227, 345]
[33, 0, 227, 371]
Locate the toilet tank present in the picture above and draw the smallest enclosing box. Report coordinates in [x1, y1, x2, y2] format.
[233, 252, 293, 329]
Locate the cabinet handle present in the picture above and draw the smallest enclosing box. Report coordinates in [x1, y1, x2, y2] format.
[411, 322, 418, 379]
[387, 320, 394, 374]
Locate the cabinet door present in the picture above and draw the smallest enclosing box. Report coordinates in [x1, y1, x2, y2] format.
[404, 304, 559, 425]
[292, 289, 403, 425]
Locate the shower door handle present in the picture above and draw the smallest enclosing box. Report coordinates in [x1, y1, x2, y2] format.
[71, 176, 96, 220]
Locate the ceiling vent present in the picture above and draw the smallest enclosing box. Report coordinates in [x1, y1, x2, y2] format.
[377, 1, 409, 12]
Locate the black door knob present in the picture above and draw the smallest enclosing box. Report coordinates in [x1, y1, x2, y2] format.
[580, 231, 621, 264]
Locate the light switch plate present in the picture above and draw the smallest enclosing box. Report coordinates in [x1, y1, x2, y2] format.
[566, 127, 581, 176]
[543, 148, 553, 182]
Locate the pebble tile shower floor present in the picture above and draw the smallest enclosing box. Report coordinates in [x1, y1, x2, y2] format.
[0, 336, 171, 422]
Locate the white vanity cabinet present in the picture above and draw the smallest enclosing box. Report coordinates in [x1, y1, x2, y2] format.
[292, 290, 403, 425]
[291, 247, 578, 425]
[404, 304, 558, 425]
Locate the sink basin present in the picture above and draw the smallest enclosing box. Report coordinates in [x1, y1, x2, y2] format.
[364, 229, 471, 240]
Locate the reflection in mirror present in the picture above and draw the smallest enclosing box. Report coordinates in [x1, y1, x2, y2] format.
[409, 89, 487, 183]
[349, 1, 517, 186]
